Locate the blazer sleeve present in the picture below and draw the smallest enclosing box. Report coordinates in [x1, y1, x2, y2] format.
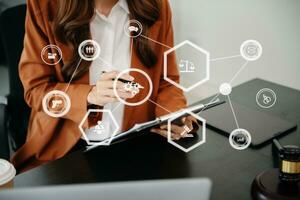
[19, 0, 92, 125]
[155, 0, 187, 117]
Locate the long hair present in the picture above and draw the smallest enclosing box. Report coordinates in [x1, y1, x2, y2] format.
[53, 0, 161, 81]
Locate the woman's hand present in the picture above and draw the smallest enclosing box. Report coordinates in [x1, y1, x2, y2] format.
[87, 70, 135, 106]
[151, 116, 198, 140]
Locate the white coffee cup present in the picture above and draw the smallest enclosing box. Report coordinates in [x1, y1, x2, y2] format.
[0, 159, 16, 189]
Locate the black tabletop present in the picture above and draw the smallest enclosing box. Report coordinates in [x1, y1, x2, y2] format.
[14, 79, 300, 200]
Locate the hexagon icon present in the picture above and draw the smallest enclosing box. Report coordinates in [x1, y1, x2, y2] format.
[164, 40, 210, 92]
[79, 109, 120, 146]
[167, 110, 206, 153]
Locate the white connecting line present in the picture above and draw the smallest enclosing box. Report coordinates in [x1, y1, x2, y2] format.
[226, 60, 250, 129]
[229, 61, 249, 84]
[210, 54, 241, 62]
[129, 38, 134, 64]
[140, 34, 172, 49]
[148, 99, 172, 114]
[64, 58, 82, 92]
[64, 49, 113, 93]
[111, 102, 122, 113]
[227, 95, 240, 129]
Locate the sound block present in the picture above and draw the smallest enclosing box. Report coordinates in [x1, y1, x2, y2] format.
[251, 169, 300, 200]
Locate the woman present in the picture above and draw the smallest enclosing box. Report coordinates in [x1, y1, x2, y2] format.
[12, 0, 197, 172]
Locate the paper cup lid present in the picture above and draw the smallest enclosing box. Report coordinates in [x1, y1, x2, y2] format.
[0, 159, 16, 185]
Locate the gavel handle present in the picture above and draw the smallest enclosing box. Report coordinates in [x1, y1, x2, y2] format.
[273, 139, 284, 152]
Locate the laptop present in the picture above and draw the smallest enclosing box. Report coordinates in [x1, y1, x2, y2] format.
[201, 100, 297, 146]
[0, 178, 212, 200]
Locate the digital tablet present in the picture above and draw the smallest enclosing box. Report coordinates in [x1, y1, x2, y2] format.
[201, 100, 297, 147]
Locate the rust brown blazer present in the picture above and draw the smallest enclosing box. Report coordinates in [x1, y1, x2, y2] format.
[12, 0, 186, 172]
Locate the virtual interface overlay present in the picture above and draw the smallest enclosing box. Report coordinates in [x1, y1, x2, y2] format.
[39, 17, 271, 153]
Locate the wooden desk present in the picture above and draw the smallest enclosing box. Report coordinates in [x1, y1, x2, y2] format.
[14, 79, 300, 200]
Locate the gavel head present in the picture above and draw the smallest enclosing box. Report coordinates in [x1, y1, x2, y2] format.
[279, 145, 300, 183]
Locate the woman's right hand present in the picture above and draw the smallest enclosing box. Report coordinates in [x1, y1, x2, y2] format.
[87, 70, 135, 106]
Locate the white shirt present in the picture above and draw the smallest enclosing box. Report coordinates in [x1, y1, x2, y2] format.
[85, 0, 130, 142]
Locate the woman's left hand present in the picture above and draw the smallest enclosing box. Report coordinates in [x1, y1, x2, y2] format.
[151, 116, 198, 140]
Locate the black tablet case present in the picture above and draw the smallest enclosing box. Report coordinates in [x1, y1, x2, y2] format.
[201, 101, 297, 146]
